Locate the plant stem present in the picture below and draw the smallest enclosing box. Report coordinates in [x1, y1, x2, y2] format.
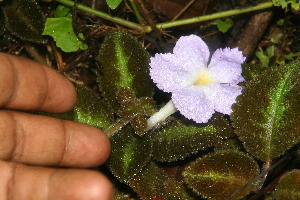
[147, 100, 177, 130]
[55, 0, 147, 32]
[155, 1, 274, 29]
[104, 117, 131, 137]
[55, 0, 274, 33]
[129, 0, 144, 24]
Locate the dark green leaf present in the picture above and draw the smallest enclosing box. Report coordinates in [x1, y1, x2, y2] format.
[118, 97, 156, 118]
[74, 85, 114, 130]
[42, 17, 88, 52]
[118, 96, 156, 136]
[242, 64, 267, 82]
[273, 169, 300, 200]
[129, 162, 193, 200]
[183, 150, 259, 200]
[107, 128, 152, 183]
[32, 85, 113, 130]
[106, 0, 123, 9]
[3, 0, 47, 43]
[97, 31, 154, 111]
[112, 184, 138, 200]
[152, 114, 233, 162]
[214, 138, 243, 152]
[232, 61, 300, 161]
[131, 114, 148, 136]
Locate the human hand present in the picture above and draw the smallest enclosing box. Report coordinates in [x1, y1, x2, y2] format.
[0, 53, 112, 199]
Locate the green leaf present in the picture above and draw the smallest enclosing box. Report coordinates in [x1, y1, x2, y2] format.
[183, 150, 259, 200]
[3, 0, 47, 43]
[215, 19, 233, 33]
[214, 138, 243, 152]
[273, 170, 300, 200]
[130, 114, 149, 136]
[113, 185, 138, 200]
[272, 0, 300, 10]
[256, 47, 272, 67]
[107, 128, 152, 183]
[54, 4, 72, 18]
[42, 17, 88, 52]
[152, 114, 233, 162]
[242, 64, 267, 82]
[290, 0, 300, 10]
[129, 162, 193, 200]
[232, 61, 300, 162]
[32, 85, 114, 130]
[73, 85, 114, 130]
[273, 0, 288, 8]
[118, 97, 156, 136]
[106, 0, 123, 9]
[118, 97, 156, 118]
[97, 31, 154, 111]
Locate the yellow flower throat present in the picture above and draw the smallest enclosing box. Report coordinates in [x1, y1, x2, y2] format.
[194, 71, 212, 85]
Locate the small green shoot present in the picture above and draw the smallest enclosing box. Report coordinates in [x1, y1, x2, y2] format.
[273, 0, 300, 10]
[256, 46, 275, 67]
[215, 19, 233, 33]
[106, 0, 123, 9]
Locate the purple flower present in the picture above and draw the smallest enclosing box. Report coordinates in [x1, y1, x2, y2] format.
[150, 35, 245, 123]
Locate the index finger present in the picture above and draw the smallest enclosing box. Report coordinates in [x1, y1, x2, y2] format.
[0, 53, 76, 113]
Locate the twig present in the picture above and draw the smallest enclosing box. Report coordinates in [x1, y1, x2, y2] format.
[129, 0, 144, 24]
[25, 44, 49, 66]
[235, 11, 273, 59]
[171, 0, 197, 21]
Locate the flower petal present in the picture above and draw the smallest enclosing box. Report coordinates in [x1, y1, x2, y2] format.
[208, 47, 245, 84]
[173, 35, 210, 71]
[150, 53, 193, 93]
[172, 87, 215, 123]
[204, 84, 243, 115]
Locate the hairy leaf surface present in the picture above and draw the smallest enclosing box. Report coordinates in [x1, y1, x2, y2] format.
[152, 114, 233, 162]
[129, 162, 193, 200]
[232, 61, 300, 161]
[97, 31, 154, 111]
[3, 0, 46, 43]
[74, 85, 114, 130]
[183, 150, 259, 200]
[118, 97, 156, 136]
[273, 169, 300, 200]
[107, 128, 152, 183]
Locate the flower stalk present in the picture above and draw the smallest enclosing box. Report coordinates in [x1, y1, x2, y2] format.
[147, 100, 177, 130]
